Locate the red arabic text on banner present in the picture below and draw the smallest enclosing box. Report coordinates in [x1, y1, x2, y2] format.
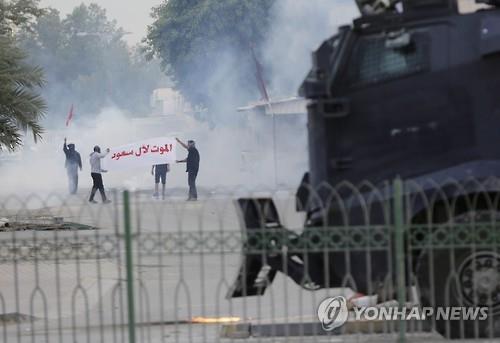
[103, 137, 177, 171]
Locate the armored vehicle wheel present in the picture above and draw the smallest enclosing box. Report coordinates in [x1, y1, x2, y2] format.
[417, 211, 500, 339]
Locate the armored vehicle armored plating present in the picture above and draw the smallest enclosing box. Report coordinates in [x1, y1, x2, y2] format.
[229, 0, 500, 338]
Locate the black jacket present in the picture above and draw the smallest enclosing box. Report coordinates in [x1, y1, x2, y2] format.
[63, 143, 82, 169]
[186, 147, 200, 173]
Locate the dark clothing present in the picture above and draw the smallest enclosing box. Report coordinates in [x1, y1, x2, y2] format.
[154, 164, 168, 184]
[181, 145, 200, 200]
[63, 143, 82, 194]
[67, 164, 79, 194]
[186, 147, 200, 173]
[155, 164, 169, 173]
[89, 173, 107, 202]
[188, 170, 198, 200]
[91, 173, 104, 189]
[63, 143, 82, 169]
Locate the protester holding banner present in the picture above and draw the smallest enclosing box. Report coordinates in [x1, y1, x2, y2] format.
[89, 145, 111, 204]
[151, 163, 169, 200]
[176, 138, 200, 201]
[101, 137, 177, 201]
[63, 138, 82, 195]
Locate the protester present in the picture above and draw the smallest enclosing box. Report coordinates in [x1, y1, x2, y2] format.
[89, 145, 111, 204]
[151, 163, 169, 199]
[176, 138, 200, 201]
[63, 138, 82, 195]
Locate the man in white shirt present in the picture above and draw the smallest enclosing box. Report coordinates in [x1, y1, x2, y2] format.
[89, 145, 111, 204]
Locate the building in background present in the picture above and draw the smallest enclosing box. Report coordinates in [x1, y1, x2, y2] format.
[237, 96, 307, 116]
[150, 88, 192, 116]
[458, 0, 490, 12]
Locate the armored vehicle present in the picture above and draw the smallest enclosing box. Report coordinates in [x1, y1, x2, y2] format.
[228, 0, 500, 338]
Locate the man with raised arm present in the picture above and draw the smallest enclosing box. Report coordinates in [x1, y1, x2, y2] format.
[89, 145, 111, 204]
[175, 138, 200, 201]
[63, 138, 82, 195]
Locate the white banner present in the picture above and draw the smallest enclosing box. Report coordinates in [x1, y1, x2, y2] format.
[103, 137, 177, 171]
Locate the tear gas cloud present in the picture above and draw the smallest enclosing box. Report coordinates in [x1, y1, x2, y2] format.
[0, 0, 357, 196]
[263, 0, 357, 97]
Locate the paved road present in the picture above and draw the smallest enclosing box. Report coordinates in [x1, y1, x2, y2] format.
[0, 191, 473, 342]
[3, 323, 461, 343]
[0, 191, 340, 342]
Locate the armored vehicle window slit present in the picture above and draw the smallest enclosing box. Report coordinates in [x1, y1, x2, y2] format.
[347, 32, 429, 87]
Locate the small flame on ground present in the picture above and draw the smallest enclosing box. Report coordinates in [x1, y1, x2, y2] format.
[191, 316, 241, 324]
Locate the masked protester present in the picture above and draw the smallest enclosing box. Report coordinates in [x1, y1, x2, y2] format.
[176, 138, 200, 201]
[89, 145, 111, 204]
[63, 138, 82, 194]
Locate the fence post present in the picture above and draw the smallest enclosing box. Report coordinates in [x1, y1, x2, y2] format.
[123, 190, 136, 343]
[393, 177, 406, 343]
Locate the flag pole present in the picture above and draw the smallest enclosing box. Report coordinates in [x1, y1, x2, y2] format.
[66, 104, 74, 127]
[250, 44, 278, 188]
[266, 99, 278, 189]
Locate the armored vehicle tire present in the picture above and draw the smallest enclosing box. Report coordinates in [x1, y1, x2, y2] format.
[416, 211, 500, 339]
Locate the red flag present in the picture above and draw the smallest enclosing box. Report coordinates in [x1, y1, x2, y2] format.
[66, 104, 74, 127]
[250, 44, 270, 102]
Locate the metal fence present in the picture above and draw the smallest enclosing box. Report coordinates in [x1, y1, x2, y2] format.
[0, 178, 500, 342]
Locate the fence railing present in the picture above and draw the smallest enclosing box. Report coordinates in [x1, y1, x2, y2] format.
[0, 178, 500, 342]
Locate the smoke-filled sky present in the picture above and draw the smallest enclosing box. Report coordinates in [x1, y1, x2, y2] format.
[40, 0, 162, 44]
[40, 0, 358, 46]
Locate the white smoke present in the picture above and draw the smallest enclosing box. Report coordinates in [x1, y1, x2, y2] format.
[0, 1, 359, 197]
[264, 0, 357, 97]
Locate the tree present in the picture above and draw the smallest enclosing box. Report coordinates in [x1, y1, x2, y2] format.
[19, 3, 167, 124]
[0, 0, 44, 35]
[0, 0, 46, 151]
[146, 0, 275, 115]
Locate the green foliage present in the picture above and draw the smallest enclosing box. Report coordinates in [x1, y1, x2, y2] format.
[146, 0, 275, 110]
[0, 35, 46, 150]
[0, 0, 46, 151]
[20, 3, 166, 124]
[0, 0, 45, 35]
